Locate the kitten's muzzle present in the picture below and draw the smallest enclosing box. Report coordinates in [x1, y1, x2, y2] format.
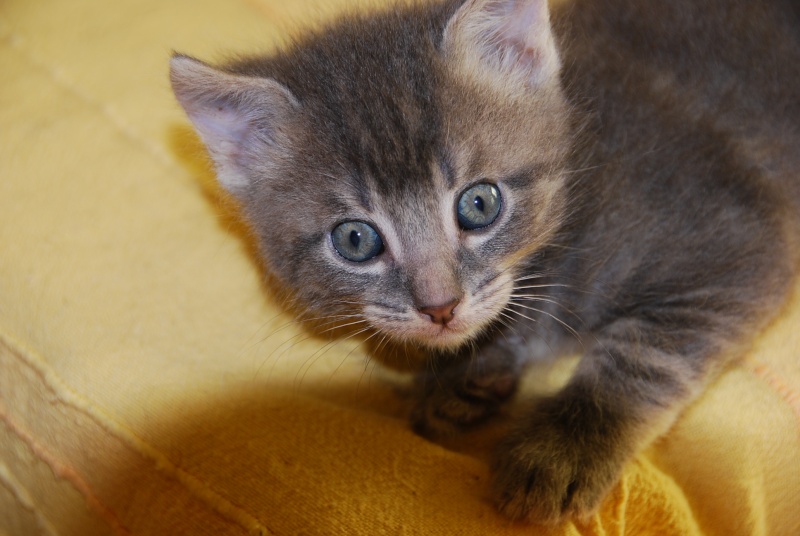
[418, 299, 460, 326]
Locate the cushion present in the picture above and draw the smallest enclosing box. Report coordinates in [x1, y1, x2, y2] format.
[1, 0, 798, 534]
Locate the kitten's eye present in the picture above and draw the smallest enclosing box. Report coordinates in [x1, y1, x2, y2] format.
[331, 221, 384, 262]
[457, 183, 502, 230]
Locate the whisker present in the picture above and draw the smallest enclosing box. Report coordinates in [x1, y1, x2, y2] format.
[355, 331, 383, 397]
[497, 311, 521, 335]
[252, 316, 363, 362]
[296, 326, 373, 388]
[511, 293, 585, 327]
[513, 273, 548, 283]
[513, 283, 572, 291]
[292, 315, 367, 335]
[506, 301, 584, 347]
[512, 293, 573, 310]
[241, 317, 300, 365]
[562, 162, 608, 176]
[234, 310, 298, 359]
[326, 326, 384, 388]
[372, 332, 392, 356]
[328, 300, 366, 307]
[316, 317, 370, 335]
[264, 331, 313, 382]
[258, 315, 366, 382]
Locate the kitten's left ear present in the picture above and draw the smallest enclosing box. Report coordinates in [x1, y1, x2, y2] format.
[170, 54, 299, 193]
[442, 0, 560, 92]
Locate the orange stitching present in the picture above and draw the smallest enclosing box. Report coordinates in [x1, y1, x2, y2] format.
[1, 27, 178, 170]
[0, 332, 271, 536]
[744, 356, 800, 428]
[0, 402, 132, 536]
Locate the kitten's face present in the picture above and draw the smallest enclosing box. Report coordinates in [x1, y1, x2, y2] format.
[171, 0, 570, 353]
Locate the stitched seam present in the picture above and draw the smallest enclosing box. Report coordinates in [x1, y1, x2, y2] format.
[0, 28, 180, 173]
[0, 408, 130, 536]
[744, 355, 800, 428]
[0, 330, 272, 536]
[0, 461, 60, 536]
[0, 13, 270, 536]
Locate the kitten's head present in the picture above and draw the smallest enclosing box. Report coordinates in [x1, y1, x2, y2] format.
[171, 0, 571, 355]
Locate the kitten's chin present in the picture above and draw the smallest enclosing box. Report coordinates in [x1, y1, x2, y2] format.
[368, 314, 488, 352]
[415, 328, 479, 351]
[392, 317, 494, 352]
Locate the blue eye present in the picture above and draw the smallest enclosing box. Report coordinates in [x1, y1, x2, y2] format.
[331, 221, 384, 262]
[457, 183, 502, 230]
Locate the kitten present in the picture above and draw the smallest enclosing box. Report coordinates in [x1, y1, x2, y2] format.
[170, 0, 800, 524]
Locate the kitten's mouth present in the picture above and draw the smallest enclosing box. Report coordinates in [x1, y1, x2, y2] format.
[420, 323, 475, 349]
[364, 274, 514, 351]
[367, 306, 492, 351]
[402, 302, 505, 350]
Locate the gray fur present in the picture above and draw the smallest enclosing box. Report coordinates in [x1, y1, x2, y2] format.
[171, 0, 800, 524]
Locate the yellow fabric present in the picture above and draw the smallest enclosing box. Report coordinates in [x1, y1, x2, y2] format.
[1, 0, 798, 534]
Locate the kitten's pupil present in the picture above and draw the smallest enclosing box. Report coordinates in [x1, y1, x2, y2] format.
[457, 183, 502, 230]
[331, 221, 383, 262]
[349, 230, 361, 248]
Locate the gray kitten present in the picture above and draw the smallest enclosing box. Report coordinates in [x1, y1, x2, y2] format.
[170, 0, 800, 524]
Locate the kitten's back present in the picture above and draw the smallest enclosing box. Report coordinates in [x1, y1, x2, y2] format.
[555, 0, 800, 260]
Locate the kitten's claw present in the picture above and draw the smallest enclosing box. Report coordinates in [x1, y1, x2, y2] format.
[491, 419, 622, 525]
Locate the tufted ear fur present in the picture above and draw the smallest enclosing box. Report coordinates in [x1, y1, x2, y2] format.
[442, 0, 561, 93]
[169, 54, 299, 193]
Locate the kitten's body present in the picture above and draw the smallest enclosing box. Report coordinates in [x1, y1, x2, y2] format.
[171, 0, 800, 524]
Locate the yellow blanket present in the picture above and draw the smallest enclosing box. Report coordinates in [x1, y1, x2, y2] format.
[1, 0, 798, 534]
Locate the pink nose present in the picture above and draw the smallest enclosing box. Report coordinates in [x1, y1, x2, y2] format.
[418, 299, 460, 326]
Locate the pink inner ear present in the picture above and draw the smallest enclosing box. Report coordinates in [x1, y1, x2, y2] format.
[496, 32, 544, 73]
[187, 102, 252, 156]
[485, 0, 546, 35]
[508, 3, 544, 42]
[451, 0, 559, 87]
[488, 0, 550, 67]
[181, 96, 261, 190]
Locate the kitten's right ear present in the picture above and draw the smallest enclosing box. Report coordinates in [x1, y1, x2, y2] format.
[442, 0, 561, 93]
[169, 54, 299, 193]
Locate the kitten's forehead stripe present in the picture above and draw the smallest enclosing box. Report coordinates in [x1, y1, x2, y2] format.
[232, 4, 454, 200]
[440, 154, 457, 189]
[504, 164, 548, 189]
[348, 171, 374, 212]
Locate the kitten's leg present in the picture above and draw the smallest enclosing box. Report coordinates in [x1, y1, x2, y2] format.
[411, 336, 525, 438]
[491, 316, 727, 524]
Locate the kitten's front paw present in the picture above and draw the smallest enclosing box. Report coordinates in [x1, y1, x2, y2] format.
[491, 421, 623, 525]
[411, 340, 522, 438]
[411, 370, 517, 439]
